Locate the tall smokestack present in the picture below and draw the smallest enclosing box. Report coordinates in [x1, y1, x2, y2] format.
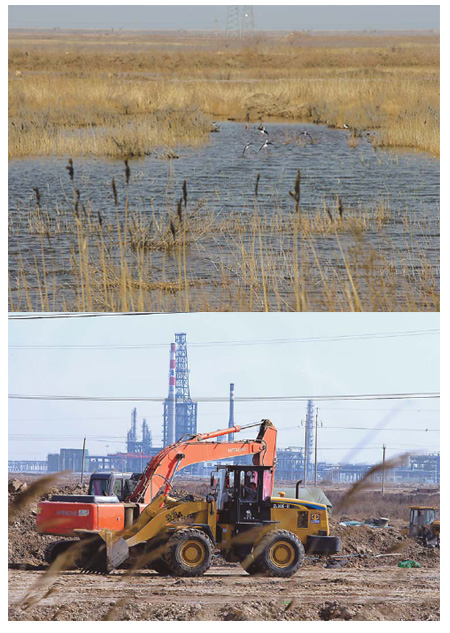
[228, 383, 235, 442]
[167, 342, 176, 444]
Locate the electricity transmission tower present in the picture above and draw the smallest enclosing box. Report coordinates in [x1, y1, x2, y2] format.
[226, 6, 241, 37]
[226, 6, 255, 38]
[241, 6, 255, 38]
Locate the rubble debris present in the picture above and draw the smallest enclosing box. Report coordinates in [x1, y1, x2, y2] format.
[319, 601, 356, 620]
[9, 479, 28, 494]
[398, 560, 422, 569]
[339, 517, 391, 528]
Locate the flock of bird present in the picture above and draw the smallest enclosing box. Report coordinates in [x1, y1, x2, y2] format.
[212, 120, 353, 157]
[242, 124, 315, 157]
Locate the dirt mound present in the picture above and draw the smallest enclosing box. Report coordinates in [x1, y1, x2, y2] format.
[168, 487, 203, 502]
[330, 522, 440, 569]
[8, 481, 88, 568]
[244, 92, 310, 120]
[318, 600, 357, 620]
[9, 479, 29, 494]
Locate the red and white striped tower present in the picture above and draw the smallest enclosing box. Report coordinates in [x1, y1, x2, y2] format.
[167, 342, 177, 444]
[228, 383, 235, 442]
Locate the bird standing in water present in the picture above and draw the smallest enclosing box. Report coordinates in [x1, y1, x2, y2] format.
[259, 139, 273, 154]
[243, 142, 253, 157]
[301, 130, 314, 144]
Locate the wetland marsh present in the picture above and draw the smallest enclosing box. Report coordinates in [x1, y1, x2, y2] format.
[8, 29, 440, 311]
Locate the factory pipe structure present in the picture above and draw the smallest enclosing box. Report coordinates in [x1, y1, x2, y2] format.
[167, 342, 177, 445]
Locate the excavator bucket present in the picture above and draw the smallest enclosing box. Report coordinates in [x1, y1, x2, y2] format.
[80, 534, 129, 573]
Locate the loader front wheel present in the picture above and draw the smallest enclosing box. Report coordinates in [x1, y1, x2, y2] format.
[165, 529, 213, 577]
[240, 558, 260, 575]
[252, 530, 304, 578]
[150, 557, 171, 575]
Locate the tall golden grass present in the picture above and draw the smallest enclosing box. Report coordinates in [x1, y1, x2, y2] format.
[8, 31, 439, 157]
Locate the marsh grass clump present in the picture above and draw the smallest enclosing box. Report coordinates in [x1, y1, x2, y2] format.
[8, 99, 212, 158]
[8, 164, 439, 313]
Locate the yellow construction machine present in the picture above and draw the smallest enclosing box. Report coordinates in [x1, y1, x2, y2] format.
[402, 506, 440, 548]
[39, 420, 340, 576]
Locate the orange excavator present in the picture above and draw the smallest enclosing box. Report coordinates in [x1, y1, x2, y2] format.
[37, 420, 340, 576]
[37, 420, 276, 537]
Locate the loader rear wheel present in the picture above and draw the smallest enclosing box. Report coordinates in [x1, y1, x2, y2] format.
[165, 529, 213, 577]
[252, 530, 304, 578]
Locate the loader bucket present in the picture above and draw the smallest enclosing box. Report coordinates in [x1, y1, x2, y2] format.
[81, 534, 129, 573]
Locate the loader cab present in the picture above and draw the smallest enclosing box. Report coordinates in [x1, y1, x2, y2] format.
[213, 465, 273, 525]
[408, 506, 438, 537]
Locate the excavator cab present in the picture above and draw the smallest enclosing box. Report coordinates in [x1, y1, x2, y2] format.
[87, 473, 140, 501]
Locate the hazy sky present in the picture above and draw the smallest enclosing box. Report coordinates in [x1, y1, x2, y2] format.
[9, 313, 439, 464]
[8, 4, 440, 31]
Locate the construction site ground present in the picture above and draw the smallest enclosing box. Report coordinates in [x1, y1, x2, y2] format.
[8, 475, 440, 621]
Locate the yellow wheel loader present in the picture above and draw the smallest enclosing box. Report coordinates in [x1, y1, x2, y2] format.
[402, 506, 440, 548]
[38, 420, 340, 576]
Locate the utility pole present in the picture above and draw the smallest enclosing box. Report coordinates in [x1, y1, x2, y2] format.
[303, 419, 307, 487]
[314, 408, 319, 487]
[382, 444, 386, 496]
[81, 436, 86, 484]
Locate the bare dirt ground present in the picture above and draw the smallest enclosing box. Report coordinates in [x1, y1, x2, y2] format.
[8, 475, 440, 621]
[8, 564, 439, 621]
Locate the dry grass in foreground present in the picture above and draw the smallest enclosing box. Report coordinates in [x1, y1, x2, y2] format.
[8, 163, 439, 313]
[8, 30, 439, 157]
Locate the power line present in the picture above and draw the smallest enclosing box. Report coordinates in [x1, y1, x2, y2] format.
[8, 329, 439, 350]
[277, 445, 440, 451]
[8, 415, 163, 422]
[8, 392, 439, 403]
[312, 407, 440, 413]
[8, 423, 439, 441]
[278, 425, 439, 432]
[9, 407, 439, 422]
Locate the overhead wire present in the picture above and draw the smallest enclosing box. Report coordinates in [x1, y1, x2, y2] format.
[8, 391, 439, 402]
[8, 328, 439, 349]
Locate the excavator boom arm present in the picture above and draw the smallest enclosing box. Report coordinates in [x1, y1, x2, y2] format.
[128, 419, 277, 504]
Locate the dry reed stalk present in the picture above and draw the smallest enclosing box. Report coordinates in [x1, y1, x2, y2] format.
[8, 473, 66, 523]
[334, 453, 410, 514]
[9, 175, 439, 312]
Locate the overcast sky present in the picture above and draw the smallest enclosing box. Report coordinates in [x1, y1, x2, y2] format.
[8, 4, 440, 31]
[8, 313, 440, 465]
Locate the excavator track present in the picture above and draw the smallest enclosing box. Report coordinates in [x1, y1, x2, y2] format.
[44, 539, 80, 567]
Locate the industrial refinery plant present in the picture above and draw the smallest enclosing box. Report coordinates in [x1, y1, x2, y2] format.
[8, 333, 440, 485]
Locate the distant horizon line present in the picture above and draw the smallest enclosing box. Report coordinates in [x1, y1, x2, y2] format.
[8, 27, 440, 34]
